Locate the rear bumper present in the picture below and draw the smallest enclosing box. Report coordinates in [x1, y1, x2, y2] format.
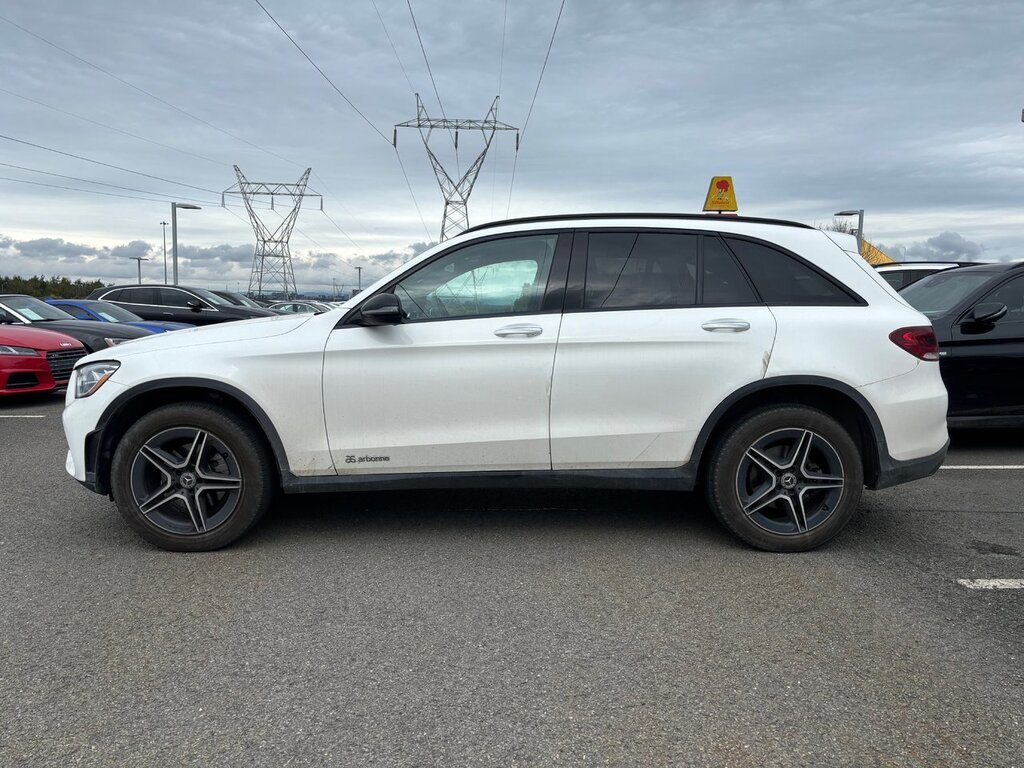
[869, 440, 948, 490]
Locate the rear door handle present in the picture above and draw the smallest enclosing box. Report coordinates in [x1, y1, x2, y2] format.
[494, 323, 543, 338]
[701, 319, 751, 333]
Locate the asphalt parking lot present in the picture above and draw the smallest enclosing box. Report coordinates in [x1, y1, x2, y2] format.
[1, 394, 1022, 767]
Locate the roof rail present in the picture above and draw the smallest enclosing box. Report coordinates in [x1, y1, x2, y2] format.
[462, 212, 814, 234]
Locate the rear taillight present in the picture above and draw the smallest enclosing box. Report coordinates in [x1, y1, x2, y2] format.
[889, 326, 940, 361]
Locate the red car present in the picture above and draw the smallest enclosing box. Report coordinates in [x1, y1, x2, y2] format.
[0, 325, 87, 396]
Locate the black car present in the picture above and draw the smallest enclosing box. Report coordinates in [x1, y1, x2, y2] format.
[901, 262, 1024, 426]
[0, 294, 153, 352]
[87, 284, 277, 326]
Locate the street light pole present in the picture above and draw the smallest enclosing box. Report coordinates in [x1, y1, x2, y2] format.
[355, 266, 362, 291]
[834, 209, 865, 255]
[171, 203, 202, 285]
[130, 256, 150, 284]
[160, 220, 169, 283]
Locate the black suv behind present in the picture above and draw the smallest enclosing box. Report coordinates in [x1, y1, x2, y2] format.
[87, 285, 277, 326]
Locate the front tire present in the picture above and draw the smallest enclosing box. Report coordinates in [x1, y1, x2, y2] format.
[111, 403, 275, 551]
[705, 406, 863, 552]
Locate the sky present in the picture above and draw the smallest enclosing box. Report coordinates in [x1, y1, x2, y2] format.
[1, 0, 1022, 295]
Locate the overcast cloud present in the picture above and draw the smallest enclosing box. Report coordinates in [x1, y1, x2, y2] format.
[1, 0, 1022, 292]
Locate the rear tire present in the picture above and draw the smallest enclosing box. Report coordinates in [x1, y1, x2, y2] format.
[111, 403, 275, 551]
[704, 405, 863, 552]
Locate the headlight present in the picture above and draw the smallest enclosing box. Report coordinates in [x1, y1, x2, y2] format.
[0, 345, 37, 356]
[75, 361, 120, 398]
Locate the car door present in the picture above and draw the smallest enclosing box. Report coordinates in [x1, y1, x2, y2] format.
[549, 231, 777, 469]
[157, 288, 219, 325]
[944, 274, 1024, 418]
[322, 231, 569, 474]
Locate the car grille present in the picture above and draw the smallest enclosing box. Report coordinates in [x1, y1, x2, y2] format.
[46, 348, 88, 384]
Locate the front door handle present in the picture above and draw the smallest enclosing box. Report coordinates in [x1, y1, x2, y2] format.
[701, 319, 751, 333]
[494, 323, 543, 338]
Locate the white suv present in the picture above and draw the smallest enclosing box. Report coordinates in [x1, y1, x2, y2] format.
[62, 214, 949, 552]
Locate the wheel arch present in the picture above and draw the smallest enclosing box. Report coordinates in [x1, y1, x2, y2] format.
[690, 376, 886, 488]
[88, 378, 289, 496]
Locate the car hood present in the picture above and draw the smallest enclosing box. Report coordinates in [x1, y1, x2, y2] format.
[82, 311, 315, 362]
[127, 321, 194, 332]
[0, 324, 86, 351]
[31, 319, 153, 339]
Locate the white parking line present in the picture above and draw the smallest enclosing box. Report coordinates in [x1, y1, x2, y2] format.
[956, 579, 1024, 590]
[941, 465, 1024, 470]
[0, 414, 47, 418]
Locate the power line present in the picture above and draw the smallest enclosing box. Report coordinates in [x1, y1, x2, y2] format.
[0, 87, 226, 168]
[321, 210, 365, 252]
[0, 11, 296, 166]
[0, 161, 217, 204]
[406, 0, 458, 170]
[253, 0, 390, 144]
[370, 0, 416, 94]
[394, 145, 433, 241]
[0, 175, 180, 205]
[491, 0, 510, 218]
[506, 0, 567, 217]
[0, 132, 220, 195]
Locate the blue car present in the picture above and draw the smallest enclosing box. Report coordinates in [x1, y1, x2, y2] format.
[46, 298, 194, 333]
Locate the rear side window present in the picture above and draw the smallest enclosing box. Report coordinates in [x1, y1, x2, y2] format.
[725, 238, 856, 305]
[123, 287, 156, 304]
[703, 237, 757, 304]
[880, 271, 906, 290]
[585, 232, 697, 309]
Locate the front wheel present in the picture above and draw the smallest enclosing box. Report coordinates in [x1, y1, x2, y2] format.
[705, 406, 863, 552]
[111, 403, 275, 551]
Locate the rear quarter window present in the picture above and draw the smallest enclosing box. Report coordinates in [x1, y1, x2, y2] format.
[725, 238, 858, 305]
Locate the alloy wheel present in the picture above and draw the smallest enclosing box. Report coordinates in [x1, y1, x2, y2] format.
[735, 428, 845, 536]
[129, 426, 243, 536]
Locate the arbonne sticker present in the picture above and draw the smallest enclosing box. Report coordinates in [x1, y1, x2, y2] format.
[345, 455, 391, 464]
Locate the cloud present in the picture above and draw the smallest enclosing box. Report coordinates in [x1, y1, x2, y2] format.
[877, 231, 987, 262]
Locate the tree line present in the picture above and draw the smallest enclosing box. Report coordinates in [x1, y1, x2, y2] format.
[0, 275, 107, 298]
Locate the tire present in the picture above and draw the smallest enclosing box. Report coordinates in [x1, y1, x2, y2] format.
[704, 405, 863, 552]
[111, 402, 276, 551]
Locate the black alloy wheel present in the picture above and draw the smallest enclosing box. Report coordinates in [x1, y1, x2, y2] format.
[705, 406, 863, 552]
[111, 403, 275, 551]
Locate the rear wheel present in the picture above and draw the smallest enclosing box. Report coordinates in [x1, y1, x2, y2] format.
[111, 403, 275, 551]
[705, 406, 863, 552]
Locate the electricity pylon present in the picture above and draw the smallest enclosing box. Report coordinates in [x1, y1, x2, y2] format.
[222, 166, 322, 299]
[395, 94, 519, 241]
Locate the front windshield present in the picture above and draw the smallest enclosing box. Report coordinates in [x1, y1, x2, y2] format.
[0, 295, 76, 321]
[901, 271, 995, 318]
[190, 287, 232, 306]
[88, 302, 143, 322]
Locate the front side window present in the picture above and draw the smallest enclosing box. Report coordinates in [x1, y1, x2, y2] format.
[980, 275, 1024, 319]
[394, 235, 558, 321]
[158, 288, 194, 307]
[725, 238, 855, 305]
[61, 304, 94, 320]
[584, 232, 697, 310]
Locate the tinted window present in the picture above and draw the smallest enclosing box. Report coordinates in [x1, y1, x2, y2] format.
[395, 234, 557, 321]
[981, 276, 1024, 319]
[124, 287, 157, 304]
[159, 288, 196, 307]
[102, 289, 125, 301]
[880, 271, 906, 290]
[703, 237, 757, 304]
[61, 304, 94, 320]
[725, 238, 854, 305]
[585, 232, 697, 309]
[901, 271, 995, 318]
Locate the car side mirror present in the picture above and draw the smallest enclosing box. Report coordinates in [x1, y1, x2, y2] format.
[963, 302, 1007, 325]
[186, 300, 202, 313]
[358, 293, 405, 326]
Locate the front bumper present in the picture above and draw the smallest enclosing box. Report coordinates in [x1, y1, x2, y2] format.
[869, 439, 948, 490]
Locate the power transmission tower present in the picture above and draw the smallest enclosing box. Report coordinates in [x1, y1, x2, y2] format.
[395, 94, 518, 241]
[222, 165, 322, 299]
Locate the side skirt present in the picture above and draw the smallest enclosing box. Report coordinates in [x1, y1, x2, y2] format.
[281, 466, 698, 494]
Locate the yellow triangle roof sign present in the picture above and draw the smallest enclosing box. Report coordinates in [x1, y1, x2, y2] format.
[703, 176, 738, 212]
